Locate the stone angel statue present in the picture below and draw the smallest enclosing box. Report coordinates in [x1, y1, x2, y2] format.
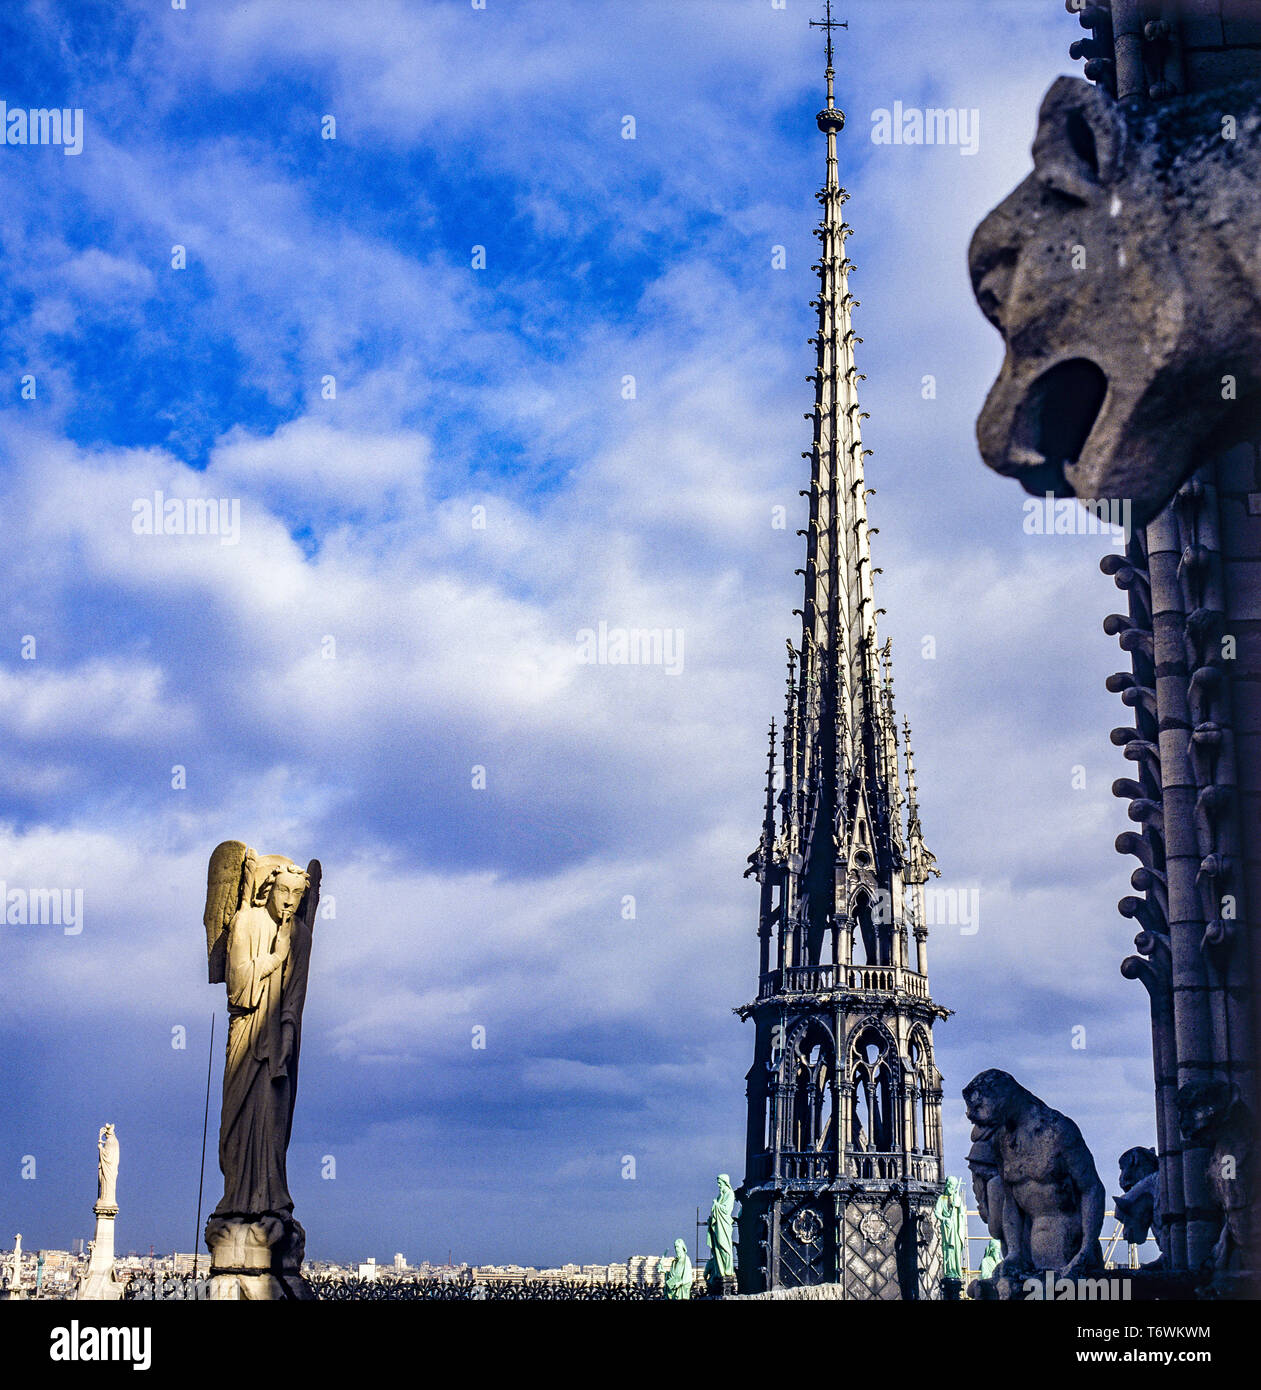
[203, 841, 321, 1221]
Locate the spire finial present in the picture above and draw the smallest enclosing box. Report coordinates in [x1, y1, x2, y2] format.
[810, 1, 848, 104]
[810, 0, 847, 72]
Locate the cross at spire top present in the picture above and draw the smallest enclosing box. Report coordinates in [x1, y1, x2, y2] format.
[809, 0, 848, 72]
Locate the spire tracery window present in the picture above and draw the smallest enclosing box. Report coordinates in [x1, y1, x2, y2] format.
[850, 1026, 894, 1152]
[788, 1025, 836, 1154]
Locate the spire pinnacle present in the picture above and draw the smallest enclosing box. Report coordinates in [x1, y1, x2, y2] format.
[903, 715, 919, 812]
[763, 720, 778, 827]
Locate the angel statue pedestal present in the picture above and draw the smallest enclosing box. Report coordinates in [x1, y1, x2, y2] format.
[78, 1124, 123, 1300]
[201, 842, 322, 1301]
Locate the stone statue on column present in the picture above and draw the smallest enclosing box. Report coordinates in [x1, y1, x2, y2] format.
[78, 1125, 122, 1300]
[201, 841, 321, 1300]
[3, 1234, 21, 1297]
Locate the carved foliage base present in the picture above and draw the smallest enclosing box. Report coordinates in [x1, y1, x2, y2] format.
[205, 1214, 315, 1301]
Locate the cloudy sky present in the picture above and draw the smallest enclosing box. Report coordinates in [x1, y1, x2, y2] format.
[0, 0, 1156, 1269]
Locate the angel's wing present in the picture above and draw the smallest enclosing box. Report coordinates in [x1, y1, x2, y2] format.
[204, 840, 249, 984]
[300, 859, 322, 932]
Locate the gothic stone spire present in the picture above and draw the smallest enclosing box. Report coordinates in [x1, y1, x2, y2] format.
[735, 16, 951, 1298]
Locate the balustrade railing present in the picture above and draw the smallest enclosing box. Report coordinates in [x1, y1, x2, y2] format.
[844, 1149, 942, 1182]
[777, 1149, 836, 1183]
[758, 965, 930, 999]
[746, 1147, 941, 1185]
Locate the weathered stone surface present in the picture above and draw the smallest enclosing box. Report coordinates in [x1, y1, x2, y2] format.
[204, 1214, 314, 1302]
[962, 1070, 1105, 1288]
[969, 76, 1261, 524]
[1176, 1080, 1258, 1285]
[966, 1129, 1005, 1247]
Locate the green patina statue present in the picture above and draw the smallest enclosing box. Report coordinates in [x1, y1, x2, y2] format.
[706, 1174, 735, 1281]
[664, 1238, 693, 1300]
[934, 1174, 968, 1281]
[979, 1237, 1002, 1280]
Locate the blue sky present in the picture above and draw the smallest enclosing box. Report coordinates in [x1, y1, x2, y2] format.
[0, 0, 1157, 1268]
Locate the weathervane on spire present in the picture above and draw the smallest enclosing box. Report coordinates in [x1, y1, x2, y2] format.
[809, 0, 848, 70]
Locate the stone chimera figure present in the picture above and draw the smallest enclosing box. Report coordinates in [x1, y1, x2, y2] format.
[1114, 1145, 1163, 1265]
[963, 1070, 1104, 1288]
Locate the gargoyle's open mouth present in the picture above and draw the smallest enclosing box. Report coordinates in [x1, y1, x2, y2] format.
[1008, 358, 1108, 498]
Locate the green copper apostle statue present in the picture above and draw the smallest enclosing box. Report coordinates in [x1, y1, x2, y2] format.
[706, 1174, 735, 1281]
[664, 1238, 693, 1299]
[934, 1174, 968, 1281]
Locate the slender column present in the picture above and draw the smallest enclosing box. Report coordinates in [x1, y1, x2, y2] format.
[900, 1080, 914, 1170]
[776, 1078, 793, 1156]
[1110, 0, 1146, 101]
[1122, 935, 1181, 1268]
[1148, 503, 1216, 1267]
[1178, 469, 1252, 1097]
[1215, 439, 1261, 1133]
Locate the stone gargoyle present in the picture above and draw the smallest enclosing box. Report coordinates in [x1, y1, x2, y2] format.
[969, 75, 1261, 524]
[963, 1069, 1105, 1285]
[1114, 1144, 1164, 1264]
